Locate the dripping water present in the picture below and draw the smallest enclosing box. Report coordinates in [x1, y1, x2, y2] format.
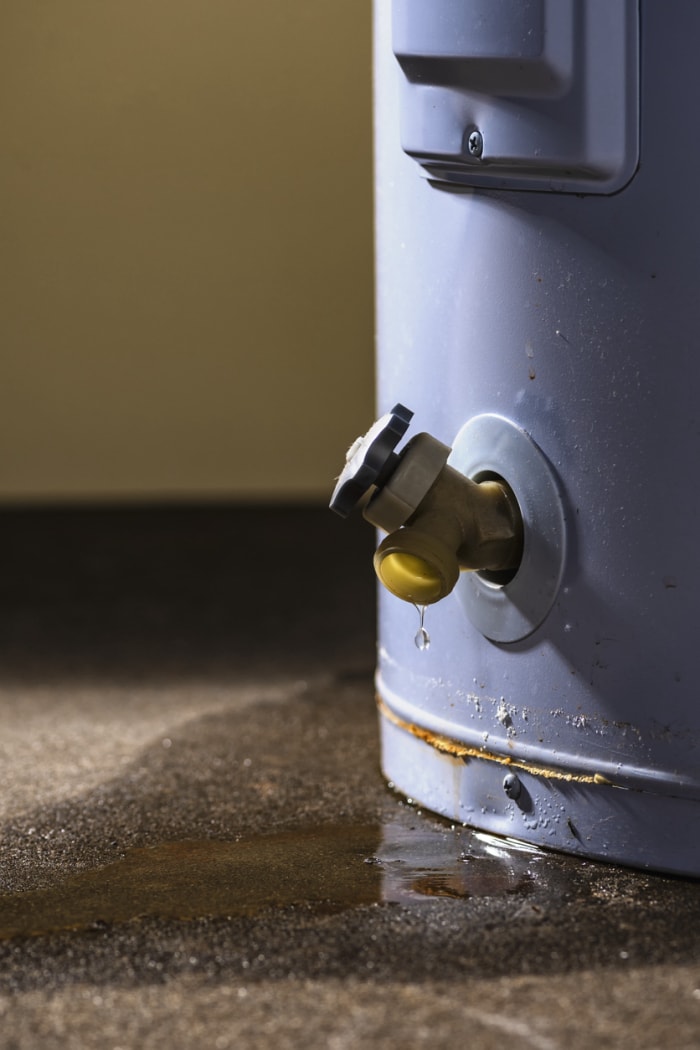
[414, 604, 430, 651]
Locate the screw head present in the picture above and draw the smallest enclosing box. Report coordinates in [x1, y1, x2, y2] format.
[503, 773, 521, 800]
[467, 129, 483, 158]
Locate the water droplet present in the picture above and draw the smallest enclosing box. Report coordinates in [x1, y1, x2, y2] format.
[415, 627, 430, 651]
[414, 604, 430, 651]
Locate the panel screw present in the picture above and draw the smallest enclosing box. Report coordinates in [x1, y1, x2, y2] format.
[503, 773, 521, 800]
[467, 129, 483, 158]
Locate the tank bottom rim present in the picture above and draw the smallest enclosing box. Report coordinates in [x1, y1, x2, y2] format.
[379, 704, 700, 878]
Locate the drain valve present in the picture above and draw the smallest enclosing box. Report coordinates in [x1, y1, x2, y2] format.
[330, 405, 523, 605]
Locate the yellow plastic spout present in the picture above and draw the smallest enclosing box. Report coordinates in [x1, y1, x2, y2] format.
[373, 529, 459, 604]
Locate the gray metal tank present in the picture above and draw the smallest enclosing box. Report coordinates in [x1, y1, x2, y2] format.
[356, 0, 700, 877]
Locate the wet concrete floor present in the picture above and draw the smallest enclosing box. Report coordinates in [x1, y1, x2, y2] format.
[1, 505, 699, 1048]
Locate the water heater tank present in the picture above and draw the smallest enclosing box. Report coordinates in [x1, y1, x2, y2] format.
[365, 0, 700, 875]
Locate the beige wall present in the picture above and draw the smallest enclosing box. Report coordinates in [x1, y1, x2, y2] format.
[0, 1, 374, 501]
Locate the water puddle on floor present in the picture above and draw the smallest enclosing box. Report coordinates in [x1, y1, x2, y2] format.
[0, 821, 537, 939]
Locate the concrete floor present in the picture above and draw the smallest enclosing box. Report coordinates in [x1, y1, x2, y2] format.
[1, 505, 699, 1048]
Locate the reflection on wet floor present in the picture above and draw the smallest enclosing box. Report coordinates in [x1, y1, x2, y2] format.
[0, 818, 544, 940]
[375, 823, 537, 903]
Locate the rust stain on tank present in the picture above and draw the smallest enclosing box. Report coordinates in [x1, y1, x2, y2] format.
[378, 697, 617, 786]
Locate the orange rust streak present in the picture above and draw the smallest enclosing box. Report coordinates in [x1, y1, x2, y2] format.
[377, 697, 612, 786]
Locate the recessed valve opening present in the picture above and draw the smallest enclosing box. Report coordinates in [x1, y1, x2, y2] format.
[471, 470, 523, 588]
[450, 414, 567, 643]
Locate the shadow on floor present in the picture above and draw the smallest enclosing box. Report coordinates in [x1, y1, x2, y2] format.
[0, 503, 377, 683]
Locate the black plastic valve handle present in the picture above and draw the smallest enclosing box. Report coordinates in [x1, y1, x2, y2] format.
[329, 403, 413, 517]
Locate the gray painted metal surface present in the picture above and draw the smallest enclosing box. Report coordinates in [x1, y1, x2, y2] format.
[374, 0, 700, 874]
